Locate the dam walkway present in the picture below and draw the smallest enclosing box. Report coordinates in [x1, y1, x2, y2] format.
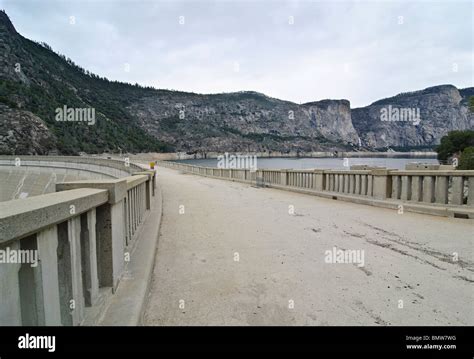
[142, 166, 473, 326]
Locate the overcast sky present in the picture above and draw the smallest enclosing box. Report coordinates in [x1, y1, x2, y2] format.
[1, 0, 472, 107]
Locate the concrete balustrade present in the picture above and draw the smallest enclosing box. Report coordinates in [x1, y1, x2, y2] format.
[0, 155, 143, 179]
[0, 166, 156, 326]
[156, 160, 474, 219]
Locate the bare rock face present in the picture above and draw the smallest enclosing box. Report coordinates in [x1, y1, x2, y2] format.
[128, 93, 359, 153]
[352, 85, 474, 149]
[302, 99, 359, 145]
[0, 104, 56, 155]
[0, 10, 472, 155]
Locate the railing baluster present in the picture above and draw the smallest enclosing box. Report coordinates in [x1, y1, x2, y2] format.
[451, 176, 464, 205]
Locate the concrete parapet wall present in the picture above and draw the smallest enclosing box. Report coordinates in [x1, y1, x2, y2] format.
[0, 189, 108, 244]
[0, 156, 144, 201]
[0, 156, 139, 179]
[0, 155, 143, 173]
[0, 158, 158, 326]
[0, 166, 114, 202]
[128, 151, 438, 161]
[156, 160, 474, 218]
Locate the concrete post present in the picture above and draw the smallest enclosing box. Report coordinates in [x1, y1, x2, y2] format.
[0, 241, 22, 325]
[152, 172, 156, 196]
[136, 186, 140, 225]
[18, 235, 44, 326]
[131, 187, 138, 231]
[355, 175, 361, 195]
[68, 216, 85, 325]
[135, 186, 138, 228]
[422, 176, 435, 203]
[451, 176, 464, 205]
[96, 200, 125, 292]
[349, 175, 355, 194]
[367, 175, 373, 197]
[136, 187, 140, 225]
[344, 174, 350, 193]
[139, 184, 142, 221]
[80, 210, 99, 307]
[391, 175, 401, 200]
[411, 176, 422, 202]
[371, 169, 391, 200]
[468, 177, 474, 206]
[127, 192, 132, 242]
[435, 176, 448, 204]
[361, 175, 368, 196]
[401, 176, 412, 200]
[145, 179, 151, 210]
[37, 225, 62, 325]
[130, 188, 134, 233]
[56, 179, 127, 293]
[280, 170, 288, 186]
[249, 169, 256, 183]
[139, 185, 143, 222]
[312, 170, 324, 191]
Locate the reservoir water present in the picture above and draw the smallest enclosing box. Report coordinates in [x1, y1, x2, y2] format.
[177, 157, 439, 170]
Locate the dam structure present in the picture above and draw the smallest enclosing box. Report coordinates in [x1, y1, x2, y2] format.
[0, 156, 159, 326]
[0, 156, 473, 326]
[156, 160, 474, 218]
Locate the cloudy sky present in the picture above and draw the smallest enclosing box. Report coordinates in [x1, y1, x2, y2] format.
[1, 0, 472, 107]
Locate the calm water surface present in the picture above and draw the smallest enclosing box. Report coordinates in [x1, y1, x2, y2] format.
[177, 157, 439, 170]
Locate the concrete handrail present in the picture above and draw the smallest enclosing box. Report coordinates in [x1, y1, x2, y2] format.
[0, 155, 143, 178]
[0, 165, 157, 326]
[155, 160, 474, 218]
[0, 188, 108, 244]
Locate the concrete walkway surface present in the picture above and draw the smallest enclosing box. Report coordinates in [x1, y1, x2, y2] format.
[142, 167, 473, 326]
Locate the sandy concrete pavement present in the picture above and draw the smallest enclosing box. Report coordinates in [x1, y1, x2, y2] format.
[142, 167, 473, 325]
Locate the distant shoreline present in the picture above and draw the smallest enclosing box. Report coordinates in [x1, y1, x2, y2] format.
[125, 151, 438, 162]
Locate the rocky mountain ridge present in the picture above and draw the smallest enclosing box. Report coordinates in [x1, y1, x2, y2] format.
[352, 84, 473, 150]
[0, 10, 472, 155]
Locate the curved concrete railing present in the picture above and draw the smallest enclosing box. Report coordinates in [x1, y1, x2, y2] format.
[156, 160, 474, 219]
[0, 155, 143, 179]
[0, 162, 156, 326]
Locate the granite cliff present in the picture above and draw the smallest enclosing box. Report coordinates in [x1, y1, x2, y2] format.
[352, 85, 474, 150]
[0, 10, 472, 155]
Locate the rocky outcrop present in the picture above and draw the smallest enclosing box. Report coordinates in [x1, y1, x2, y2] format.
[0, 104, 56, 155]
[352, 85, 474, 149]
[0, 10, 472, 155]
[302, 99, 358, 145]
[127, 93, 359, 153]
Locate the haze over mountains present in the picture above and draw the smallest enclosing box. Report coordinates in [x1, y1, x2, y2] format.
[0, 10, 472, 155]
